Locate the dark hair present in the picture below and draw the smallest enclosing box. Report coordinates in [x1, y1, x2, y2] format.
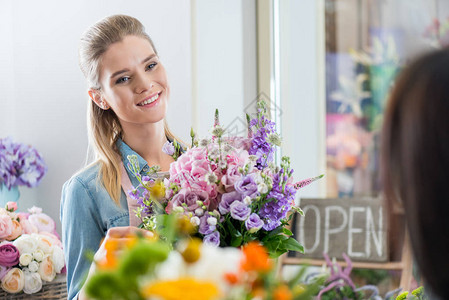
[382, 48, 449, 296]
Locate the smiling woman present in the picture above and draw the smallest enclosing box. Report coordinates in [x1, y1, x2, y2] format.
[60, 15, 182, 300]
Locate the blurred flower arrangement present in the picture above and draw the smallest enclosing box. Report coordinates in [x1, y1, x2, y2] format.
[0, 137, 47, 191]
[127, 100, 322, 257]
[0, 203, 64, 295]
[85, 214, 320, 300]
[423, 17, 449, 48]
[326, 35, 400, 197]
[85, 215, 425, 300]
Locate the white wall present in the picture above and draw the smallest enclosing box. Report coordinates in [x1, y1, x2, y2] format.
[192, 0, 257, 138]
[279, 0, 325, 198]
[0, 0, 192, 232]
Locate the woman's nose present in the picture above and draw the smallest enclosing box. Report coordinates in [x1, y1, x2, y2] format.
[134, 72, 153, 94]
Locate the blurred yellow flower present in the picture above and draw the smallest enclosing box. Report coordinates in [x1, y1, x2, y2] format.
[142, 277, 220, 300]
[180, 238, 202, 264]
[148, 180, 165, 200]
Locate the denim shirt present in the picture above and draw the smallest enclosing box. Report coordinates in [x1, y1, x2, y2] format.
[60, 139, 153, 300]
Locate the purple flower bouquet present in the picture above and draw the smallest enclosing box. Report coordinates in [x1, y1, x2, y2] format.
[127, 100, 322, 257]
[0, 137, 47, 190]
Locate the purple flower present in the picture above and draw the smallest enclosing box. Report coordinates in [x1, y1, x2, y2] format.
[168, 188, 208, 214]
[199, 215, 216, 235]
[245, 213, 264, 233]
[248, 114, 276, 169]
[218, 191, 242, 215]
[234, 174, 259, 199]
[0, 243, 20, 267]
[259, 172, 297, 231]
[230, 201, 251, 221]
[203, 231, 220, 247]
[162, 141, 175, 156]
[0, 265, 10, 280]
[0, 137, 47, 189]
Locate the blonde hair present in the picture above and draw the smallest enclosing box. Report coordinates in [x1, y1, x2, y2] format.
[79, 15, 179, 204]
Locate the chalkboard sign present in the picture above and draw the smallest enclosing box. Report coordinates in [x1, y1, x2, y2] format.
[289, 197, 388, 262]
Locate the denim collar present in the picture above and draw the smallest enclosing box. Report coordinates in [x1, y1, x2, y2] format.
[116, 138, 149, 175]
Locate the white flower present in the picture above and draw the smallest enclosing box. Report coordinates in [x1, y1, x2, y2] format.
[199, 138, 209, 147]
[208, 149, 220, 160]
[23, 271, 42, 294]
[257, 183, 269, 194]
[13, 234, 38, 254]
[33, 234, 51, 254]
[28, 261, 39, 273]
[194, 208, 204, 217]
[205, 172, 218, 185]
[267, 133, 282, 146]
[243, 196, 252, 206]
[210, 125, 224, 137]
[50, 246, 65, 273]
[27, 206, 42, 214]
[207, 217, 217, 226]
[188, 244, 242, 293]
[33, 250, 44, 262]
[190, 217, 200, 226]
[248, 155, 258, 163]
[173, 206, 185, 213]
[0, 208, 7, 215]
[19, 253, 33, 267]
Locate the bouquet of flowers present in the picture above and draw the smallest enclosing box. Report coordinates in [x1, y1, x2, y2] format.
[128, 100, 322, 257]
[0, 137, 47, 190]
[0, 203, 65, 294]
[85, 216, 425, 300]
[85, 216, 320, 300]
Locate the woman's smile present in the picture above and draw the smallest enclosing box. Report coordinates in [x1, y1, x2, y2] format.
[137, 91, 162, 107]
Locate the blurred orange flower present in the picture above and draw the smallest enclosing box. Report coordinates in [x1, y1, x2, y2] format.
[240, 242, 272, 273]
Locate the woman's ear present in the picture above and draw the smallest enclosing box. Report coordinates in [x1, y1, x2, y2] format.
[88, 89, 110, 110]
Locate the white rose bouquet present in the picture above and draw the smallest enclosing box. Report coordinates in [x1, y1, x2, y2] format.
[0, 204, 65, 295]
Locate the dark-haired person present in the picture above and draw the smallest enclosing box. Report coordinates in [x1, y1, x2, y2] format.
[382, 48, 449, 299]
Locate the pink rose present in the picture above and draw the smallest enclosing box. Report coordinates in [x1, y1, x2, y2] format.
[0, 215, 13, 239]
[1, 268, 24, 293]
[28, 213, 55, 233]
[5, 220, 22, 241]
[221, 165, 243, 192]
[18, 218, 38, 235]
[0, 242, 20, 267]
[5, 202, 17, 212]
[191, 160, 211, 179]
[16, 212, 30, 220]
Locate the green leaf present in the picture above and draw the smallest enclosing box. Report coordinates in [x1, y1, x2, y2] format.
[281, 237, 304, 253]
[282, 228, 293, 236]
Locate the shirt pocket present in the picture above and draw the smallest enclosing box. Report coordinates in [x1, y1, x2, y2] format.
[108, 212, 129, 228]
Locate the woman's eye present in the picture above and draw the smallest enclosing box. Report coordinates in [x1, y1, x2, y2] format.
[146, 63, 157, 70]
[115, 77, 130, 84]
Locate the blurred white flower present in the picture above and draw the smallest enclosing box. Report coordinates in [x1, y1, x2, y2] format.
[23, 271, 42, 294]
[28, 261, 39, 273]
[13, 235, 38, 254]
[190, 216, 200, 226]
[50, 246, 65, 273]
[33, 250, 44, 262]
[19, 253, 33, 267]
[27, 206, 42, 215]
